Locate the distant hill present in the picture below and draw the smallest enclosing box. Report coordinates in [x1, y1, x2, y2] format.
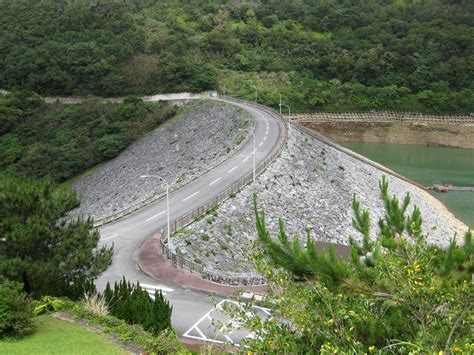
[0, 0, 472, 112]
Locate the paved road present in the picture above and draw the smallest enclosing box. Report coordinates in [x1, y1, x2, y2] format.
[95, 99, 281, 342]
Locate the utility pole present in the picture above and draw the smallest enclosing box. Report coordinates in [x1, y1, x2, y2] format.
[140, 175, 172, 252]
[239, 128, 256, 181]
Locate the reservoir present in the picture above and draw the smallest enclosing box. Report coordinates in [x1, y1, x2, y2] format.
[343, 143, 474, 228]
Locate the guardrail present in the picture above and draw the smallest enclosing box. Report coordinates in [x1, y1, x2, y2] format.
[293, 111, 474, 124]
[158, 97, 287, 283]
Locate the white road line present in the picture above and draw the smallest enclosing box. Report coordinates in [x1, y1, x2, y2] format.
[228, 166, 237, 173]
[195, 327, 208, 339]
[145, 210, 166, 221]
[243, 156, 249, 162]
[209, 177, 221, 186]
[140, 283, 174, 293]
[259, 142, 263, 147]
[183, 191, 199, 201]
[183, 301, 224, 338]
[264, 135, 267, 141]
[101, 234, 118, 241]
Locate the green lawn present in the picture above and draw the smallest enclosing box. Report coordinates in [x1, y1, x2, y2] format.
[0, 315, 128, 355]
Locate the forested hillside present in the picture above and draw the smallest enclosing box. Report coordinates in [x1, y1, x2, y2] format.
[0, 91, 174, 182]
[1, 0, 472, 112]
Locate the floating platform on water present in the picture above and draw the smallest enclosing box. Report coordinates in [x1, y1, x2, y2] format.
[430, 183, 474, 193]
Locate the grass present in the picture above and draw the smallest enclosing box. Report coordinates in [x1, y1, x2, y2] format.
[0, 315, 127, 355]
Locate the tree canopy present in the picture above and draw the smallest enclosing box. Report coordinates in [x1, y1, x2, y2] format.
[1, 0, 473, 112]
[0, 91, 175, 182]
[0, 173, 113, 298]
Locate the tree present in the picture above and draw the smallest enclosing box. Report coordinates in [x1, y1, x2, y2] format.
[0, 173, 113, 299]
[241, 178, 473, 353]
[0, 276, 34, 339]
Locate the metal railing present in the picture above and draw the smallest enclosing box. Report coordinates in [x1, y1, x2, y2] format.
[158, 97, 288, 282]
[293, 111, 474, 125]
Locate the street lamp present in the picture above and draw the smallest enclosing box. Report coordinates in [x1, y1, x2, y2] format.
[251, 85, 258, 103]
[239, 128, 256, 182]
[140, 175, 172, 251]
[279, 93, 282, 117]
[280, 103, 291, 134]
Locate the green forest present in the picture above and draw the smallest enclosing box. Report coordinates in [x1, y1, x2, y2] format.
[1, 0, 473, 112]
[0, 91, 175, 182]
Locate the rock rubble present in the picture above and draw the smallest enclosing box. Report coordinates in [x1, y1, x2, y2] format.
[70, 101, 251, 221]
[172, 128, 467, 282]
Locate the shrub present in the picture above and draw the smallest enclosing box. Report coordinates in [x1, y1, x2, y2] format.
[82, 293, 109, 316]
[33, 296, 72, 315]
[247, 177, 474, 353]
[0, 277, 34, 339]
[102, 278, 172, 336]
[74, 307, 185, 354]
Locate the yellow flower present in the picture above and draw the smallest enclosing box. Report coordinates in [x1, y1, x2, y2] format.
[349, 326, 354, 332]
[325, 319, 334, 325]
[368, 345, 376, 352]
[438, 351, 444, 355]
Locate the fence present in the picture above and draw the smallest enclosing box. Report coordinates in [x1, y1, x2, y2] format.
[158, 97, 288, 283]
[293, 111, 474, 125]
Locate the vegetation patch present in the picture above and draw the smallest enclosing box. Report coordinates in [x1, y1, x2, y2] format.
[0, 92, 175, 182]
[0, 315, 128, 355]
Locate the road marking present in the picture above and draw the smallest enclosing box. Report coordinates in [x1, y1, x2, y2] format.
[264, 135, 267, 141]
[228, 166, 237, 173]
[140, 283, 174, 293]
[243, 156, 249, 162]
[183, 191, 199, 201]
[145, 210, 166, 221]
[259, 142, 263, 147]
[101, 234, 118, 241]
[183, 299, 272, 346]
[209, 177, 221, 186]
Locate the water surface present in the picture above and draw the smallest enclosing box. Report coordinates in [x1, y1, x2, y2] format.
[342, 143, 474, 228]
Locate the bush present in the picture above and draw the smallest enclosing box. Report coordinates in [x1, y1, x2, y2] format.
[102, 278, 172, 336]
[74, 307, 185, 354]
[82, 293, 109, 316]
[33, 296, 72, 315]
[0, 277, 34, 339]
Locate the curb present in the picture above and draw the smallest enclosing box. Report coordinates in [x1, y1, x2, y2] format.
[137, 234, 267, 298]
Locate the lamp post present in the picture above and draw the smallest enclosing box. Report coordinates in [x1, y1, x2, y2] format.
[280, 103, 291, 134]
[251, 85, 258, 103]
[140, 175, 171, 251]
[239, 128, 256, 181]
[279, 93, 282, 117]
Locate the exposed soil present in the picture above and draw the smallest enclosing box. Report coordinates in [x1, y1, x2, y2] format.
[301, 122, 474, 149]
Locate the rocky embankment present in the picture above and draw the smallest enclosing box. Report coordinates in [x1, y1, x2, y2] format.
[302, 121, 474, 149]
[172, 128, 467, 282]
[70, 100, 251, 222]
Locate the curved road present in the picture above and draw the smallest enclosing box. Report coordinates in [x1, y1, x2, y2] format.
[95, 98, 282, 341]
